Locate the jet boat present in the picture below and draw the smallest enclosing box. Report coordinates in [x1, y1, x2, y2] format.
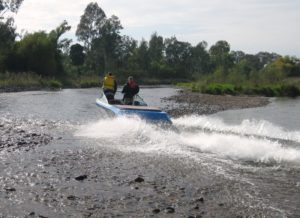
[96, 90, 172, 124]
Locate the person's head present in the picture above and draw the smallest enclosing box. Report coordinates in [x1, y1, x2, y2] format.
[128, 76, 133, 82]
[108, 72, 112, 76]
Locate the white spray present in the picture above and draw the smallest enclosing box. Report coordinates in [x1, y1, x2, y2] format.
[75, 115, 300, 164]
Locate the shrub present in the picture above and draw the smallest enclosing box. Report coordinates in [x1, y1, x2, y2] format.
[242, 85, 300, 97]
[279, 85, 300, 97]
[79, 75, 100, 88]
[80, 80, 99, 88]
[201, 83, 237, 95]
[255, 86, 276, 97]
[49, 80, 62, 89]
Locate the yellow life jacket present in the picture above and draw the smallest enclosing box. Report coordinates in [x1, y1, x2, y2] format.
[103, 75, 115, 90]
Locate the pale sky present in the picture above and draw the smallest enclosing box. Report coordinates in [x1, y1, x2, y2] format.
[14, 0, 300, 57]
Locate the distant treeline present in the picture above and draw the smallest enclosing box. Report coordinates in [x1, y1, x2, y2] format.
[1, 1, 300, 96]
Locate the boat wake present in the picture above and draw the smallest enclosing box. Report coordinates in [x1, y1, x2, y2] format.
[174, 115, 300, 144]
[75, 115, 300, 164]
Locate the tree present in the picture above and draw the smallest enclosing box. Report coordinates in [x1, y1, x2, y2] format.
[209, 40, 233, 73]
[11, 31, 57, 76]
[115, 35, 137, 72]
[0, 18, 15, 48]
[148, 32, 165, 77]
[259, 61, 285, 84]
[190, 41, 210, 76]
[256, 52, 281, 66]
[231, 50, 245, 63]
[99, 15, 123, 72]
[0, 0, 23, 72]
[0, 17, 16, 71]
[135, 39, 150, 74]
[148, 32, 164, 63]
[70, 43, 85, 66]
[272, 56, 300, 77]
[209, 40, 230, 56]
[164, 36, 192, 78]
[76, 2, 106, 50]
[126, 39, 149, 79]
[49, 20, 72, 75]
[49, 20, 71, 51]
[8, 21, 71, 76]
[0, 0, 24, 17]
[76, 3, 123, 73]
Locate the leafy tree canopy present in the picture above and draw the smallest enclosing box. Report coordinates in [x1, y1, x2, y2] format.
[76, 2, 106, 49]
[0, 17, 15, 49]
[70, 43, 85, 66]
[49, 20, 72, 53]
[0, 0, 23, 18]
[209, 40, 230, 56]
[148, 32, 164, 64]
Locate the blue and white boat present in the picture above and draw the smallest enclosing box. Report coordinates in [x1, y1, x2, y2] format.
[96, 90, 172, 124]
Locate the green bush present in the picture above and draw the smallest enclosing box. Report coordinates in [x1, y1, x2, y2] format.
[79, 75, 100, 88]
[278, 85, 300, 97]
[201, 83, 237, 95]
[240, 85, 300, 97]
[255, 86, 276, 97]
[80, 80, 99, 88]
[49, 80, 62, 89]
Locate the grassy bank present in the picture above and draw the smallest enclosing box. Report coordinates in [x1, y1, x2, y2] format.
[0, 72, 102, 92]
[0, 72, 45, 91]
[177, 82, 300, 97]
[0, 72, 184, 92]
[3, 71, 300, 97]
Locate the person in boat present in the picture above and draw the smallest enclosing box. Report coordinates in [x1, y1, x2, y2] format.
[122, 76, 140, 105]
[102, 72, 117, 101]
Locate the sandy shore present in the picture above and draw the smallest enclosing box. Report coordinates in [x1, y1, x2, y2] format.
[163, 90, 270, 117]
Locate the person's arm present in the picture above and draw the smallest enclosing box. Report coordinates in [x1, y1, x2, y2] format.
[102, 76, 106, 89]
[122, 84, 127, 93]
[114, 80, 118, 93]
[134, 85, 140, 95]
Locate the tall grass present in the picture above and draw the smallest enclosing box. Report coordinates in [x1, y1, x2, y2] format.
[0, 72, 102, 91]
[177, 82, 300, 97]
[0, 72, 42, 90]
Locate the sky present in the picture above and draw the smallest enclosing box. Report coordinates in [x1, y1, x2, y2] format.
[14, 0, 300, 57]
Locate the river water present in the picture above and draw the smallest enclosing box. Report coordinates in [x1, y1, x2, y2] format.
[0, 88, 300, 217]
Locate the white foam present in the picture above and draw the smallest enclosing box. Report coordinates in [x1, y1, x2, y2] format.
[182, 132, 300, 163]
[75, 115, 300, 164]
[173, 115, 300, 143]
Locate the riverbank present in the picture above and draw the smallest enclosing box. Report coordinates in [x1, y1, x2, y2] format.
[0, 72, 100, 92]
[163, 89, 270, 117]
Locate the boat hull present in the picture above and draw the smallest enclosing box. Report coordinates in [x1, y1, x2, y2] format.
[96, 98, 172, 124]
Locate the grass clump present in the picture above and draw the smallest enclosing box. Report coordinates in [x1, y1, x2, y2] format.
[0, 72, 42, 90]
[201, 83, 237, 95]
[48, 80, 62, 89]
[79, 75, 100, 88]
